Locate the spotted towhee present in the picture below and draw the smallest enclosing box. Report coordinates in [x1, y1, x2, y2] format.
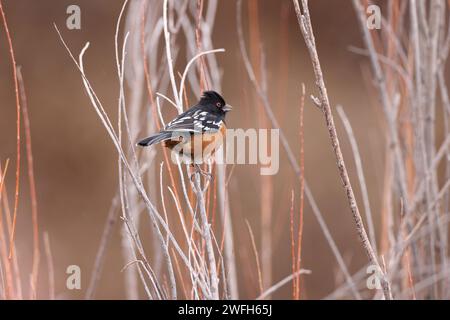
[137, 91, 232, 173]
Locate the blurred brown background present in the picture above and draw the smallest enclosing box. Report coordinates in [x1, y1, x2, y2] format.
[0, 0, 402, 299]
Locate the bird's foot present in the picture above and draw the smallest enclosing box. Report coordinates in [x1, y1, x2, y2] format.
[190, 164, 213, 182]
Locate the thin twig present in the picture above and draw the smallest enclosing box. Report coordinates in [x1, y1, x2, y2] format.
[289, 190, 296, 299]
[256, 269, 311, 300]
[295, 84, 306, 300]
[293, 0, 392, 299]
[0, 0, 21, 261]
[191, 173, 219, 299]
[43, 232, 55, 300]
[245, 219, 263, 295]
[0, 160, 14, 298]
[237, 0, 361, 299]
[85, 194, 120, 299]
[163, 0, 181, 109]
[17, 66, 40, 299]
[337, 105, 377, 256]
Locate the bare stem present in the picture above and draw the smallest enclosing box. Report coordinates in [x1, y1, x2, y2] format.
[293, 0, 392, 300]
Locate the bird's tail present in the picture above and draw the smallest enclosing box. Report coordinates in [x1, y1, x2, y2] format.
[137, 131, 173, 147]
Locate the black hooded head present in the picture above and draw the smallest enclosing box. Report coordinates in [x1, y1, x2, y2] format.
[198, 91, 228, 113]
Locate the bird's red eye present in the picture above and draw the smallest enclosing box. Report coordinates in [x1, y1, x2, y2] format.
[216, 102, 221, 108]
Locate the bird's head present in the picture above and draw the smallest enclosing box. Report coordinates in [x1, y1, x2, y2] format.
[199, 91, 232, 114]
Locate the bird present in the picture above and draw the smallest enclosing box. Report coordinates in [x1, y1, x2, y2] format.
[137, 91, 232, 177]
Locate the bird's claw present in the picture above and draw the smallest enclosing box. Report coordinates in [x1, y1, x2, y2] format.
[190, 164, 213, 182]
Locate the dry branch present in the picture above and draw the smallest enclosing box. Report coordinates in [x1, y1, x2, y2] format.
[0, 0, 21, 262]
[237, 0, 361, 300]
[17, 67, 40, 299]
[293, 0, 392, 299]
